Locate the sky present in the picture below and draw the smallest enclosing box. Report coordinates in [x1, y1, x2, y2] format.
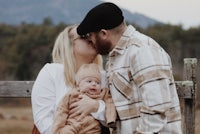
[103, 0, 200, 29]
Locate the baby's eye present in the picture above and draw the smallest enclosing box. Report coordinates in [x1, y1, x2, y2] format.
[96, 82, 100, 85]
[87, 80, 92, 83]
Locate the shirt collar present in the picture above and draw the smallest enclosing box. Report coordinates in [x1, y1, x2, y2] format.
[110, 25, 136, 56]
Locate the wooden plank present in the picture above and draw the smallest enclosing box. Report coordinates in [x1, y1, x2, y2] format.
[176, 81, 193, 99]
[183, 58, 197, 134]
[0, 80, 193, 99]
[0, 81, 34, 97]
[184, 58, 197, 82]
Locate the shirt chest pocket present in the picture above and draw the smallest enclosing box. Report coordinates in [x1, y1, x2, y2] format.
[109, 69, 142, 106]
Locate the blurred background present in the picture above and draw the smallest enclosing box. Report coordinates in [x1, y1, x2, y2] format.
[0, 0, 199, 133]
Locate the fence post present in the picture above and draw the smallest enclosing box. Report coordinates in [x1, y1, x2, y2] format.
[183, 58, 197, 134]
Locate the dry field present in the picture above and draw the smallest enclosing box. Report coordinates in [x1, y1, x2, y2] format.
[0, 106, 33, 134]
[0, 106, 200, 134]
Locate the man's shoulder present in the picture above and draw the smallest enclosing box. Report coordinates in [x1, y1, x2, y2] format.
[129, 31, 151, 48]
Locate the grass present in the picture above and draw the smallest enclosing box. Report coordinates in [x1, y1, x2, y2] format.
[0, 106, 33, 134]
[0, 106, 200, 134]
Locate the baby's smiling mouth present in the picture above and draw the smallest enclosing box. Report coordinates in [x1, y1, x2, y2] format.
[88, 88, 99, 95]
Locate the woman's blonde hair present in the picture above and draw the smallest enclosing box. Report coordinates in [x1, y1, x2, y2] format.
[52, 25, 102, 88]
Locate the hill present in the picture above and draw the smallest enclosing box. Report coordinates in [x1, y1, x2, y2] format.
[0, 0, 162, 29]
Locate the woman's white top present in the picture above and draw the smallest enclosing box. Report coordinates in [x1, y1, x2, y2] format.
[31, 63, 105, 134]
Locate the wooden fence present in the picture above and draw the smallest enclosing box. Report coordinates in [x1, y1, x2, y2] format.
[0, 58, 198, 134]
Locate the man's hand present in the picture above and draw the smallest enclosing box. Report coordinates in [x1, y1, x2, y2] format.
[69, 94, 99, 121]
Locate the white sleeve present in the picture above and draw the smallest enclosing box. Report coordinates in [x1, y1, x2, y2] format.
[31, 64, 56, 134]
[91, 100, 106, 121]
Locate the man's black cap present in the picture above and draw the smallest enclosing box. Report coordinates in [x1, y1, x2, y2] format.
[77, 2, 124, 36]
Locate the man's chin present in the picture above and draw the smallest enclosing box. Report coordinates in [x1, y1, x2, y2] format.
[97, 50, 110, 55]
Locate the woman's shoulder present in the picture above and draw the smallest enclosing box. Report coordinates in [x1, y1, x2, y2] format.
[44, 63, 63, 71]
[39, 63, 64, 77]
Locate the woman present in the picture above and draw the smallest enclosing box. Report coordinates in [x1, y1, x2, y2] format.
[31, 25, 106, 134]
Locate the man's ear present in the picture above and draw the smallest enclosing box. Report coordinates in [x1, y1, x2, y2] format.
[99, 29, 109, 39]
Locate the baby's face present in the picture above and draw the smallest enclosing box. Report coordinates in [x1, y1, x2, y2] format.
[78, 77, 101, 95]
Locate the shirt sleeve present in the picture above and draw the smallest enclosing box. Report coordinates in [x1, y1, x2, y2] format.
[31, 64, 56, 134]
[131, 45, 173, 133]
[91, 100, 106, 121]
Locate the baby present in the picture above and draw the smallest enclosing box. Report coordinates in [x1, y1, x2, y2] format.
[52, 63, 116, 134]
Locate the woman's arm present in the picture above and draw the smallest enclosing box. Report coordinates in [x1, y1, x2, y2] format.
[31, 64, 56, 134]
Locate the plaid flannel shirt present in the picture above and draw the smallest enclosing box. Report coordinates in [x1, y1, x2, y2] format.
[106, 25, 182, 134]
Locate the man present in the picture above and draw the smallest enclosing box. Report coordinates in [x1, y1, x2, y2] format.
[77, 2, 182, 134]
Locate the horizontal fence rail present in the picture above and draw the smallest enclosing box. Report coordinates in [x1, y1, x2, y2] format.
[0, 81, 34, 97]
[0, 81, 194, 98]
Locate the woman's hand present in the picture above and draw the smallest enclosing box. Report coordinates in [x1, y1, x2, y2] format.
[69, 94, 99, 121]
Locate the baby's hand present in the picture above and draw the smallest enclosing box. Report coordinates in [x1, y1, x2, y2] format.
[69, 94, 99, 121]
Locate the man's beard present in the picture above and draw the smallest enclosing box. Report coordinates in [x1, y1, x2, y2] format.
[95, 36, 112, 55]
